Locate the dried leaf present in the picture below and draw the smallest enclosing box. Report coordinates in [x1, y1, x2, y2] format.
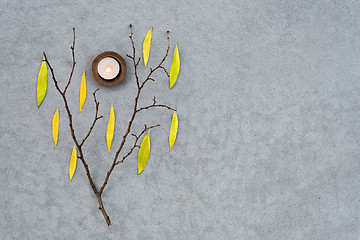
[37, 57, 47, 108]
[169, 111, 178, 151]
[143, 27, 152, 67]
[137, 131, 151, 175]
[79, 71, 87, 112]
[69, 146, 77, 182]
[52, 108, 59, 148]
[169, 45, 180, 89]
[106, 105, 115, 153]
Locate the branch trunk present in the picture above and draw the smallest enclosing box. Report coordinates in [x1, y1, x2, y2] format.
[96, 192, 111, 226]
[78, 148, 111, 225]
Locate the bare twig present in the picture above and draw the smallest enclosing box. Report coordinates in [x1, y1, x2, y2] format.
[159, 66, 170, 77]
[126, 24, 140, 88]
[42, 52, 79, 148]
[137, 95, 176, 113]
[80, 89, 103, 147]
[115, 124, 160, 165]
[139, 31, 170, 90]
[137, 104, 176, 113]
[64, 28, 76, 94]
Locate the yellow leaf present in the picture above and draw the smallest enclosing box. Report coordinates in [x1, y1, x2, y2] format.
[169, 111, 178, 151]
[137, 131, 151, 175]
[69, 146, 77, 182]
[106, 105, 115, 153]
[79, 71, 87, 112]
[37, 57, 47, 108]
[169, 45, 180, 89]
[143, 27, 152, 67]
[52, 108, 59, 148]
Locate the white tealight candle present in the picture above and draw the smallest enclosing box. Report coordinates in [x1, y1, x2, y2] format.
[97, 57, 120, 80]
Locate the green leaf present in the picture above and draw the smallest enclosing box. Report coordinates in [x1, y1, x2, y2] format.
[137, 131, 151, 175]
[169, 45, 180, 89]
[143, 27, 152, 67]
[79, 71, 87, 112]
[37, 57, 47, 107]
[69, 146, 77, 182]
[106, 105, 115, 153]
[169, 111, 178, 151]
[52, 108, 59, 148]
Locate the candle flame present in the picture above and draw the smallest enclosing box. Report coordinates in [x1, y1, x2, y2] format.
[106, 67, 112, 73]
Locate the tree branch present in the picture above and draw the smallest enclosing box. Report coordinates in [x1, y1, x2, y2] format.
[137, 104, 176, 113]
[159, 66, 170, 78]
[126, 24, 140, 88]
[43, 28, 110, 226]
[137, 96, 176, 112]
[140, 31, 170, 90]
[64, 28, 76, 94]
[115, 124, 160, 165]
[43, 25, 176, 227]
[42, 52, 79, 148]
[80, 89, 104, 147]
[98, 26, 173, 196]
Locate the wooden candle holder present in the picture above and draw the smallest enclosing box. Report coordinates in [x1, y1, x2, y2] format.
[91, 51, 127, 87]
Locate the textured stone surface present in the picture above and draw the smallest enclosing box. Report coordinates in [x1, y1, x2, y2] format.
[1, 0, 360, 239]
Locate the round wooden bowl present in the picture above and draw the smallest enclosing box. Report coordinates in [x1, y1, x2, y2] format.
[91, 51, 127, 87]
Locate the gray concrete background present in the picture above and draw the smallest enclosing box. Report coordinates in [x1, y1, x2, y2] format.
[1, 0, 360, 239]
